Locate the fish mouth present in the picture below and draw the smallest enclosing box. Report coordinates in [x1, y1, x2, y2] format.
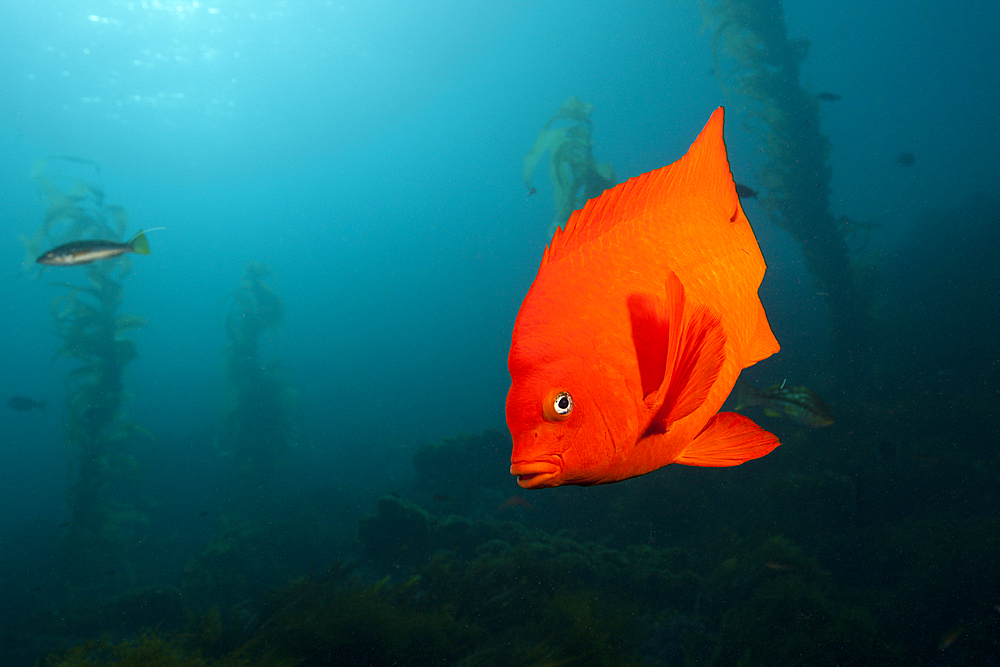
[510, 459, 562, 489]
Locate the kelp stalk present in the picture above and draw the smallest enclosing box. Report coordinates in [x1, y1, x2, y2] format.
[221, 263, 293, 516]
[702, 0, 874, 393]
[24, 158, 149, 602]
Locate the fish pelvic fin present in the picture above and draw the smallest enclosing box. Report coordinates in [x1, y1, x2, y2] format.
[629, 271, 727, 434]
[128, 230, 151, 255]
[674, 411, 780, 467]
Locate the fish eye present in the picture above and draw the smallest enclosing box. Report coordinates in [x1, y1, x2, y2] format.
[542, 389, 573, 422]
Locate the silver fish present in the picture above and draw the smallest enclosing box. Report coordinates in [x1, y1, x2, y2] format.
[37, 230, 150, 266]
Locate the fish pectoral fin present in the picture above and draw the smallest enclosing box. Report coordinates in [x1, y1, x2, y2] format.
[628, 295, 671, 400]
[629, 272, 726, 432]
[674, 412, 780, 467]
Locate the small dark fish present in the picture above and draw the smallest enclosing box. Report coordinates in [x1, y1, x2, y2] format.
[526, 185, 537, 197]
[49, 155, 102, 171]
[197, 510, 210, 517]
[816, 92, 841, 102]
[896, 151, 916, 167]
[938, 626, 964, 651]
[7, 396, 46, 411]
[735, 183, 758, 199]
[735, 381, 834, 428]
[37, 230, 150, 266]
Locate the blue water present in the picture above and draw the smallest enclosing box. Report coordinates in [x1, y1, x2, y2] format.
[1, 1, 998, 664]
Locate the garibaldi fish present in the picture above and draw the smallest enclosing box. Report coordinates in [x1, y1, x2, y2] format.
[506, 108, 781, 489]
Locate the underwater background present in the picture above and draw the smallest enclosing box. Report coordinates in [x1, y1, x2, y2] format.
[1, 1, 998, 665]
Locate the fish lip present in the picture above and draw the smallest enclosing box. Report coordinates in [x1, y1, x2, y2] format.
[510, 459, 562, 489]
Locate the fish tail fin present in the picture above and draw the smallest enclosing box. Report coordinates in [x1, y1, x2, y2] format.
[128, 230, 150, 255]
[735, 380, 770, 412]
[674, 412, 780, 467]
[734, 380, 757, 412]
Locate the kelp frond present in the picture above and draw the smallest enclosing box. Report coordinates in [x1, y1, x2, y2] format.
[523, 97, 616, 235]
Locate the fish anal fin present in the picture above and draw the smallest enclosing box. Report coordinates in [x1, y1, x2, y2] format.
[674, 412, 780, 467]
[629, 272, 727, 433]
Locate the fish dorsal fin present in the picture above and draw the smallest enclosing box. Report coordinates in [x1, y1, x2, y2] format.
[628, 272, 727, 433]
[674, 412, 780, 467]
[541, 107, 735, 267]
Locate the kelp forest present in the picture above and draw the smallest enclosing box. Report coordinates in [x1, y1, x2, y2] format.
[4, 2, 999, 666]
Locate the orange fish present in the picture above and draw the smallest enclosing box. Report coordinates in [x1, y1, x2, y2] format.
[506, 108, 781, 489]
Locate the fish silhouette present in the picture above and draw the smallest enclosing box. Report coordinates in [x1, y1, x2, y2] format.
[7, 396, 46, 411]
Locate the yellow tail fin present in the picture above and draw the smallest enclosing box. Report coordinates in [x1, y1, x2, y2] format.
[128, 230, 150, 255]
